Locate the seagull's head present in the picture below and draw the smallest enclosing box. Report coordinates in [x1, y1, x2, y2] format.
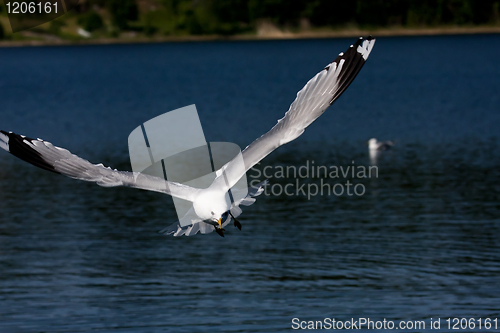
[210, 209, 230, 228]
[206, 201, 229, 229]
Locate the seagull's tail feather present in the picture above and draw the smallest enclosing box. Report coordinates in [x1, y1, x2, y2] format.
[237, 179, 268, 206]
[158, 221, 184, 235]
[159, 205, 215, 237]
[248, 179, 269, 197]
[185, 222, 200, 236]
[159, 220, 216, 237]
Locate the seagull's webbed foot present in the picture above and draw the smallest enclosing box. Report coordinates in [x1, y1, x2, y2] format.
[229, 212, 242, 230]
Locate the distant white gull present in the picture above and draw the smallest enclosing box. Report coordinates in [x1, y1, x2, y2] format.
[368, 138, 394, 151]
[368, 138, 394, 165]
[0, 36, 376, 237]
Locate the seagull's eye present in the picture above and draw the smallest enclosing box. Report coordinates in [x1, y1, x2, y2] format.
[211, 211, 214, 216]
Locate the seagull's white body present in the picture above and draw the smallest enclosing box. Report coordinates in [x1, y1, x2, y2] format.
[193, 189, 229, 221]
[0, 37, 376, 237]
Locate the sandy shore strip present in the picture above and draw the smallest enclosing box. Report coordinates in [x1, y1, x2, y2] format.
[1, 25, 500, 47]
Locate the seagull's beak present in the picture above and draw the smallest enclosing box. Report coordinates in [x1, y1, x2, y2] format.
[217, 218, 222, 228]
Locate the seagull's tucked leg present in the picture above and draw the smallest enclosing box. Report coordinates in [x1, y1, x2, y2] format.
[233, 218, 242, 230]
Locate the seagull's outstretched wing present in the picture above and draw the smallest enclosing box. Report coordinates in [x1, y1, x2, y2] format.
[0, 130, 200, 202]
[213, 36, 375, 191]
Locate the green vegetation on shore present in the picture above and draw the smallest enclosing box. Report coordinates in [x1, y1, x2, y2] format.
[0, 0, 499, 43]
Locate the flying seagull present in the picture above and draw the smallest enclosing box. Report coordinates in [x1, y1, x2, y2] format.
[0, 36, 375, 237]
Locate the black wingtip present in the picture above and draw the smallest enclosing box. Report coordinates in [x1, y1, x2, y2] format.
[326, 35, 375, 106]
[354, 37, 364, 47]
[1, 131, 61, 174]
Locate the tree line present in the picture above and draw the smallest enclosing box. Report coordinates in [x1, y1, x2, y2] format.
[152, 0, 500, 35]
[1, 0, 499, 39]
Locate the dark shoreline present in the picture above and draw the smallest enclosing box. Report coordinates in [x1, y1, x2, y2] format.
[1, 25, 499, 47]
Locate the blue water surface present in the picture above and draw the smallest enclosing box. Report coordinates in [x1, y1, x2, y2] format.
[0, 34, 499, 332]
